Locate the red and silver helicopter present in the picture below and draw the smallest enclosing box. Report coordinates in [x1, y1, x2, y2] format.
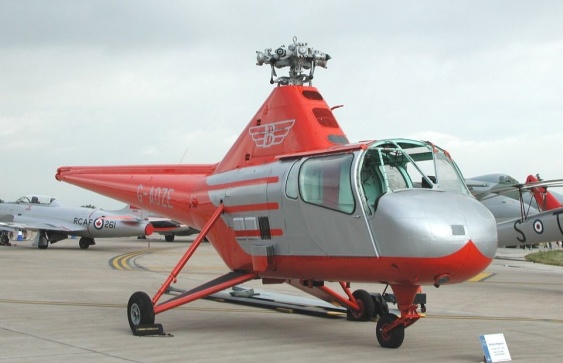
[55, 37, 563, 348]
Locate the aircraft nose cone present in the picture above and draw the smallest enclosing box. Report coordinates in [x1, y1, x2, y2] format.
[372, 190, 498, 260]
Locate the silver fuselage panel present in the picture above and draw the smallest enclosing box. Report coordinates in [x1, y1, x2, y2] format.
[212, 139, 498, 260]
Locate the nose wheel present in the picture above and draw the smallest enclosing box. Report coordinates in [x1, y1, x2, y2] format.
[373, 284, 423, 348]
[376, 313, 405, 348]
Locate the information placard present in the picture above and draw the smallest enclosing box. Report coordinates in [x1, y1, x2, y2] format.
[479, 333, 511, 362]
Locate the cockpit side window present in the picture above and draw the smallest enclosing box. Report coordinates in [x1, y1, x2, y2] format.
[360, 151, 387, 213]
[285, 160, 301, 199]
[434, 152, 469, 193]
[299, 154, 355, 214]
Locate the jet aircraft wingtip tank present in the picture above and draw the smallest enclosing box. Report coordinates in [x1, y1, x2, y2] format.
[56, 37, 500, 348]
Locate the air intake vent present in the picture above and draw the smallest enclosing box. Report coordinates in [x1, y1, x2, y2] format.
[313, 108, 338, 128]
[302, 90, 323, 100]
[258, 216, 272, 240]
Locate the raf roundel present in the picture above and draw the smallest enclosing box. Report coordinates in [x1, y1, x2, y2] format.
[94, 217, 104, 230]
[533, 219, 544, 234]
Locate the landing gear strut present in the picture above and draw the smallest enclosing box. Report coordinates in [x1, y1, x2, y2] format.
[125, 203, 256, 336]
[375, 284, 423, 348]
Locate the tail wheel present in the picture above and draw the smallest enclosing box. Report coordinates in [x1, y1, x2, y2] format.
[127, 291, 155, 333]
[376, 313, 405, 348]
[346, 289, 375, 321]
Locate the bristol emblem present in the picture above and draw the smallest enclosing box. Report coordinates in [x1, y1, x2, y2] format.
[249, 119, 295, 148]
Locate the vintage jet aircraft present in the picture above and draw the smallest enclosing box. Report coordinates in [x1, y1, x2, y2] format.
[54, 38, 563, 348]
[467, 174, 563, 210]
[466, 174, 563, 247]
[0, 195, 154, 249]
[127, 205, 199, 241]
[473, 174, 563, 247]
[466, 174, 541, 222]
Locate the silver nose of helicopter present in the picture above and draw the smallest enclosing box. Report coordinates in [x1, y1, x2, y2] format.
[371, 190, 497, 283]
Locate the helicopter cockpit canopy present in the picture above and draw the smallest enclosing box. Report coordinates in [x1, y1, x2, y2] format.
[359, 139, 470, 209]
[285, 139, 469, 216]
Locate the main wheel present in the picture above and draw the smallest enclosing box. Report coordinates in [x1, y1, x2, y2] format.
[79, 237, 94, 249]
[165, 235, 175, 242]
[127, 291, 155, 333]
[37, 235, 48, 249]
[376, 313, 405, 348]
[346, 289, 375, 321]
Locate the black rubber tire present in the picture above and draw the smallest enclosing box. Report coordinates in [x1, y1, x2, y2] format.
[376, 313, 405, 348]
[127, 291, 155, 333]
[165, 235, 175, 242]
[346, 289, 375, 321]
[38, 244, 48, 249]
[79, 237, 91, 249]
[1, 234, 9, 245]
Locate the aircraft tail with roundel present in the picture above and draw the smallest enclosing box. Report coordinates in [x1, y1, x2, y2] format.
[525, 174, 563, 211]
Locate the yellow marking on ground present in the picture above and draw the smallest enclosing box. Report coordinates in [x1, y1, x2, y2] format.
[468, 272, 494, 282]
[108, 248, 170, 270]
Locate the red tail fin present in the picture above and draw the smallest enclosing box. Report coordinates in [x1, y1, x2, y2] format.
[525, 174, 562, 211]
[215, 85, 348, 173]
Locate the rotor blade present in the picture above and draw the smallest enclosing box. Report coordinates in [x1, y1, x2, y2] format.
[485, 178, 563, 196]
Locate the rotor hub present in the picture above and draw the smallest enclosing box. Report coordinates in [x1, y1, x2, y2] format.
[256, 36, 331, 86]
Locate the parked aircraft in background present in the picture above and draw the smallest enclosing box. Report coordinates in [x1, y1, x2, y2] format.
[466, 174, 540, 222]
[127, 205, 199, 241]
[55, 37, 563, 348]
[0, 195, 154, 249]
[525, 174, 563, 211]
[466, 174, 563, 248]
[467, 173, 563, 221]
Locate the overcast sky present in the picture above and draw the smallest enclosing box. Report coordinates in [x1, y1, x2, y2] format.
[1, 0, 562, 209]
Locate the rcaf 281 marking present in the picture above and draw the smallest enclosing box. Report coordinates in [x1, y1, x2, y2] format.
[136, 184, 174, 209]
[73, 217, 116, 229]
